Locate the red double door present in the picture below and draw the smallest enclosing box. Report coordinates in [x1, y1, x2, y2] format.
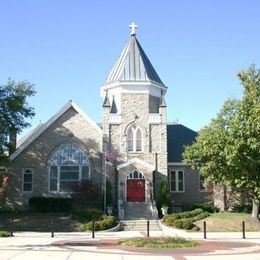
[127, 179, 145, 202]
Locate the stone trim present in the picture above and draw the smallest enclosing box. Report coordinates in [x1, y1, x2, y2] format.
[117, 157, 154, 171]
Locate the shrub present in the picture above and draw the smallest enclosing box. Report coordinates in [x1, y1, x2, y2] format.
[172, 219, 194, 230]
[81, 215, 116, 231]
[156, 180, 172, 215]
[163, 208, 208, 230]
[191, 203, 219, 213]
[72, 180, 102, 207]
[172, 219, 184, 229]
[192, 211, 210, 222]
[179, 208, 203, 219]
[162, 213, 181, 226]
[29, 197, 73, 212]
[72, 209, 103, 221]
[232, 204, 252, 214]
[0, 231, 11, 237]
[182, 219, 195, 230]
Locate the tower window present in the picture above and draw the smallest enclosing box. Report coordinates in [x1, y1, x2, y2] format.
[127, 125, 143, 152]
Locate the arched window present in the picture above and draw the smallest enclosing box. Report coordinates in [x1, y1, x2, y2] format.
[127, 125, 143, 152]
[127, 170, 145, 179]
[48, 143, 90, 193]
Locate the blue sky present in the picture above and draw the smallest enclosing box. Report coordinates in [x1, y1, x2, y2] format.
[1, 0, 260, 137]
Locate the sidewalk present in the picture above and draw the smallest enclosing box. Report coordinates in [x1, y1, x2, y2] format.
[1, 230, 260, 260]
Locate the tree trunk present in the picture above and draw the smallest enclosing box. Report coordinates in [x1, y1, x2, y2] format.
[251, 199, 259, 220]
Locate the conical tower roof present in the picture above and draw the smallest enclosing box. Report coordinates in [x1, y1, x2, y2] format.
[103, 23, 166, 88]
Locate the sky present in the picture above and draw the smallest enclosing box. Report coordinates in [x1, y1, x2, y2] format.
[0, 0, 260, 137]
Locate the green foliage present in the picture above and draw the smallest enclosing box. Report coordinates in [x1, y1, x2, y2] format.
[156, 180, 171, 214]
[0, 231, 11, 237]
[179, 208, 204, 218]
[118, 236, 199, 248]
[191, 203, 219, 213]
[0, 79, 36, 163]
[71, 209, 103, 221]
[80, 215, 116, 231]
[232, 204, 252, 214]
[29, 197, 73, 212]
[162, 208, 209, 230]
[72, 180, 102, 208]
[183, 65, 260, 219]
[192, 211, 210, 222]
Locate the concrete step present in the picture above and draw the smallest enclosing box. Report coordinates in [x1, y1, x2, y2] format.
[121, 219, 161, 231]
[124, 201, 158, 220]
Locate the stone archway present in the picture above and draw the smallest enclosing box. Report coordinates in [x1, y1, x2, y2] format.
[126, 170, 145, 202]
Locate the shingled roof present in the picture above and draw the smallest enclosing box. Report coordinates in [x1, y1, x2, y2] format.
[167, 124, 198, 163]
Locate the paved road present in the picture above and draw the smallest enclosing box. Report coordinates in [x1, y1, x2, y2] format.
[1, 231, 260, 259]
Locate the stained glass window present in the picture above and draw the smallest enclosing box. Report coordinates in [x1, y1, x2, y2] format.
[48, 143, 90, 193]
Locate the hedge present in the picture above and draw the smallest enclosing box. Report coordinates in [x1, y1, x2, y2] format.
[0, 231, 11, 237]
[81, 215, 117, 231]
[29, 197, 73, 212]
[162, 208, 209, 230]
[191, 203, 219, 213]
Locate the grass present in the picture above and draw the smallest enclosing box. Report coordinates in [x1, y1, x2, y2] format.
[0, 210, 115, 232]
[118, 237, 199, 248]
[195, 212, 260, 232]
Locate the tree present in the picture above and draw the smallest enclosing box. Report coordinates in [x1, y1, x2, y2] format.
[0, 79, 36, 164]
[183, 65, 260, 220]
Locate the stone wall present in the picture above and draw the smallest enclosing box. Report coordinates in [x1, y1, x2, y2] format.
[103, 92, 168, 211]
[8, 107, 103, 209]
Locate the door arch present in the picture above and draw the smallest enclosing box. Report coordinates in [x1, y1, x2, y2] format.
[126, 170, 146, 202]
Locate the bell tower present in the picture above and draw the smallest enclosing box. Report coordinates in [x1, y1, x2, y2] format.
[101, 24, 168, 218]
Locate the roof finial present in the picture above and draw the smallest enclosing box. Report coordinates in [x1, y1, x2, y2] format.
[129, 22, 138, 36]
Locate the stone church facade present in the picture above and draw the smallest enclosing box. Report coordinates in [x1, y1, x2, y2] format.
[7, 25, 212, 218]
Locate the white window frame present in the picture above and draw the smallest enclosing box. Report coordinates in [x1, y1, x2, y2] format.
[127, 125, 143, 152]
[22, 168, 33, 193]
[169, 170, 185, 193]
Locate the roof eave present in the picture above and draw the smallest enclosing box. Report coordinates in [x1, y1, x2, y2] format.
[10, 101, 102, 161]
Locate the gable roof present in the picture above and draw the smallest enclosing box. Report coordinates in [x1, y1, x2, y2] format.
[167, 124, 198, 163]
[11, 101, 102, 161]
[117, 157, 154, 171]
[104, 34, 166, 88]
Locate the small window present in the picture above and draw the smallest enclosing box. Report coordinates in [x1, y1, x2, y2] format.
[170, 170, 185, 192]
[23, 169, 33, 192]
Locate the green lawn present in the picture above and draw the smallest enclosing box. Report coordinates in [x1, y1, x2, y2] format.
[195, 212, 260, 232]
[118, 237, 199, 248]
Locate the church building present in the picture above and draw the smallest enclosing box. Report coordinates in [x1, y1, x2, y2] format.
[7, 24, 212, 219]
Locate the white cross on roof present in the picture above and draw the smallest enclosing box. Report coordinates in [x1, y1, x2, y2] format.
[129, 22, 138, 36]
